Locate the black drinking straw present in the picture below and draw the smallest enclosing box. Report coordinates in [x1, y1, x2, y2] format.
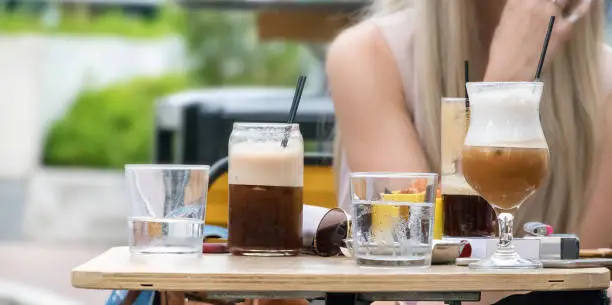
[281, 75, 307, 147]
[535, 16, 556, 81]
[464, 60, 470, 109]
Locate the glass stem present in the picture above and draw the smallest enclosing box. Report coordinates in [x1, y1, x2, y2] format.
[497, 212, 514, 250]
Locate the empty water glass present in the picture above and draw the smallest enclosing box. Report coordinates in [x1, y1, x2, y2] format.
[125, 165, 210, 254]
[351, 172, 438, 267]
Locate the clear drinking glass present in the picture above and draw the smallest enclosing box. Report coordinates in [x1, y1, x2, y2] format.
[441, 97, 469, 177]
[441, 97, 496, 238]
[228, 123, 304, 256]
[462, 82, 549, 269]
[125, 165, 210, 254]
[350, 172, 438, 267]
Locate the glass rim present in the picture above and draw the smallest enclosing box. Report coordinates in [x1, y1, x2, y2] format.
[466, 81, 544, 88]
[441, 97, 467, 102]
[233, 122, 299, 128]
[350, 172, 438, 179]
[125, 164, 211, 171]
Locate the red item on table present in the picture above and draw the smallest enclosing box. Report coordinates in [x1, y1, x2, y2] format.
[459, 242, 472, 258]
[203, 243, 229, 254]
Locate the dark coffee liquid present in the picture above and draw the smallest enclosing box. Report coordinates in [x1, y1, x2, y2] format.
[443, 194, 496, 237]
[229, 184, 303, 255]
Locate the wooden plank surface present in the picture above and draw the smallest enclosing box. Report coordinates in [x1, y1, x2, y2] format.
[72, 247, 610, 292]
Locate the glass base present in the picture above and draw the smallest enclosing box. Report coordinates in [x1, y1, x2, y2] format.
[130, 246, 202, 255]
[230, 248, 299, 257]
[356, 256, 431, 268]
[469, 249, 542, 269]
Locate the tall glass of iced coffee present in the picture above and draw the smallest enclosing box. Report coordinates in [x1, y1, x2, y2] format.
[228, 123, 304, 256]
[462, 82, 549, 269]
[441, 97, 496, 237]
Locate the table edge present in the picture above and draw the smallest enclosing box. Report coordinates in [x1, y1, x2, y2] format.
[71, 267, 611, 292]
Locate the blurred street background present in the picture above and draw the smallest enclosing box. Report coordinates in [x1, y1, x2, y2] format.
[0, 0, 323, 303]
[0, 0, 610, 304]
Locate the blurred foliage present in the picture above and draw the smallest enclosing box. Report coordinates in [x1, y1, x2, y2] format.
[181, 10, 301, 86]
[44, 75, 191, 168]
[0, 3, 182, 37]
[42, 6, 304, 168]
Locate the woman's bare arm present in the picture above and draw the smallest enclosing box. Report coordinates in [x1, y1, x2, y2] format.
[326, 23, 429, 173]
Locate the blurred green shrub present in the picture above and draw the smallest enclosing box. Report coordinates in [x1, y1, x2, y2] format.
[181, 10, 301, 86]
[0, 4, 182, 37]
[43, 74, 190, 168]
[43, 7, 304, 168]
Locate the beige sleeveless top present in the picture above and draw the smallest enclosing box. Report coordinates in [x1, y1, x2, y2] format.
[337, 9, 612, 210]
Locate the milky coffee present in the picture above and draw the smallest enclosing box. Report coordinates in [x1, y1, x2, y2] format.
[228, 141, 304, 256]
[462, 84, 549, 210]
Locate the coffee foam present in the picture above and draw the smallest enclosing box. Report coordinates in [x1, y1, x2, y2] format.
[229, 142, 303, 187]
[441, 174, 479, 196]
[464, 86, 547, 149]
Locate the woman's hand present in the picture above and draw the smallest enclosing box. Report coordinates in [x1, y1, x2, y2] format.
[484, 0, 586, 82]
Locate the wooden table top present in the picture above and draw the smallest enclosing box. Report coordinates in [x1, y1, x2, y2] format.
[72, 247, 610, 292]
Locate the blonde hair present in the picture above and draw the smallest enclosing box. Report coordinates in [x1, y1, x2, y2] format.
[333, 0, 605, 233]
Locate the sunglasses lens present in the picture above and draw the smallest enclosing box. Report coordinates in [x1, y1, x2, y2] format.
[314, 208, 350, 257]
